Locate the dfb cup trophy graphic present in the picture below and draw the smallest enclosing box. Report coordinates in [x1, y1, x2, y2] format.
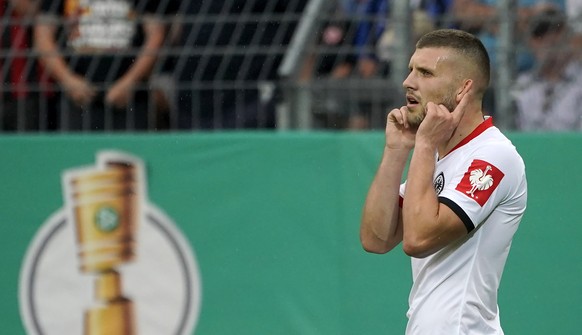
[19, 150, 202, 335]
[64, 156, 141, 335]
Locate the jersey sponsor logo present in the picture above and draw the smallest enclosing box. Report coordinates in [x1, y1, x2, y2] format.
[455, 159, 504, 206]
[433, 172, 445, 195]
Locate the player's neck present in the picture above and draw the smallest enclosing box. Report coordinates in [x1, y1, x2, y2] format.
[438, 110, 485, 159]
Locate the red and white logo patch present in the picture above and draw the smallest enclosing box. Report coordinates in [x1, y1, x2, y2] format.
[455, 159, 504, 207]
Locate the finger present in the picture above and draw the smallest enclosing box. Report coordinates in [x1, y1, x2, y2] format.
[436, 103, 450, 115]
[425, 101, 438, 119]
[399, 106, 410, 128]
[451, 80, 473, 124]
[388, 108, 406, 129]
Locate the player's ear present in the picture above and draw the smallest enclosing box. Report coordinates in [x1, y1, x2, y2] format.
[456, 79, 473, 102]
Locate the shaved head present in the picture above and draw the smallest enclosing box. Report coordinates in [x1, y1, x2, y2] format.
[415, 29, 490, 97]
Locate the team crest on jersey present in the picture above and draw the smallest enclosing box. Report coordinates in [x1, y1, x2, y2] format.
[433, 172, 445, 195]
[455, 159, 504, 206]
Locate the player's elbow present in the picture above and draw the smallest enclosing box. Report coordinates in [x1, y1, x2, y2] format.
[402, 238, 433, 258]
[361, 239, 391, 254]
[360, 232, 392, 254]
[401, 209, 441, 258]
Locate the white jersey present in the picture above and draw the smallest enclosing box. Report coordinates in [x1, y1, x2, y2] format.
[399, 118, 527, 335]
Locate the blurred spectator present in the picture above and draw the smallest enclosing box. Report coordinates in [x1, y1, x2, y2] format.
[512, 8, 582, 131]
[1, 0, 56, 131]
[376, 3, 444, 64]
[423, 0, 456, 28]
[34, 0, 178, 131]
[300, 1, 366, 80]
[567, 0, 582, 30]
[176, 0, 308, 130]
[304, 0, 389, 130]
[566, 0, 582, 49]
[329, 0, 389, 80]
[452, 0, 565, 118]
[148, 2, 185, 130]
[376, 0, 455, 62]
[303, 0, 448, 130]
[453, 0, 565, 73]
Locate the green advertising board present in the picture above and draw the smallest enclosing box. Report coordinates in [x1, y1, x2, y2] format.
[0, 132, 580, 334]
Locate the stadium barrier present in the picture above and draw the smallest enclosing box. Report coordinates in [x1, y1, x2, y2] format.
[1, 132, 580, 334]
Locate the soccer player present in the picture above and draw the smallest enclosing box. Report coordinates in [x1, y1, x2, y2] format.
[360, 29, 527, 334]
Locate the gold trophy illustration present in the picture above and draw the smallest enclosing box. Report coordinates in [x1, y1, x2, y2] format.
[64, 152, 144, 335]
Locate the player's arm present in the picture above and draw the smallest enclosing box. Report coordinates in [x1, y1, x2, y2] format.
[360, 146, 407, 254]
[401, 140, 468, 258]
[401, 86, 474, 258]
[360, 107, 416, 254]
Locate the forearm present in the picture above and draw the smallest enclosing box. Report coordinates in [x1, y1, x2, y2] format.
[117, 19, 165, 85]
[402, 141, 439, 249]
[360, 147, 409, 254]
[34, 24, 77, 83]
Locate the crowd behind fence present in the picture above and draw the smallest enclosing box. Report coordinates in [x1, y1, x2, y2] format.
[1, 0, 581, 133]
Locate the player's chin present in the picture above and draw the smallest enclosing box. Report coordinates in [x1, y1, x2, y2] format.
[406, 103, 425, 115]
[406, 108, 425, 128]
[406, 116, 423, 129]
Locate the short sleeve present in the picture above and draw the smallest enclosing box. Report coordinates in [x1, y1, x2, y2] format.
[437, 145, 522, 232]
[399, 181, 406, 208]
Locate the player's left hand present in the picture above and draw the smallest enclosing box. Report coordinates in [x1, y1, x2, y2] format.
[416, 81, 473, 146]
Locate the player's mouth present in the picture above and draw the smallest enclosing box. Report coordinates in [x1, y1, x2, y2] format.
[406, 94, 420, 108]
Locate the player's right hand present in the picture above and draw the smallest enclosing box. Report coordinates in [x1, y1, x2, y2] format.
[385, 107, 416, 151]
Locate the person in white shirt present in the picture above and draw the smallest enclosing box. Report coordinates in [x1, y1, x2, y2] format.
[567, 0, 582, 34]
[512, 8, 582, 131]
[360, 29, 527, 334]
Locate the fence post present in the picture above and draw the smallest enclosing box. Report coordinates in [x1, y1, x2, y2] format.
[389, 1, 412, 89]
[277, 0, 332, 130]
[495, 0, 517, 130]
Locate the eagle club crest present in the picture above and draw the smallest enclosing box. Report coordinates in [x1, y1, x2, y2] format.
[455, 159, 505, 206]
[434, 172, 445, 195]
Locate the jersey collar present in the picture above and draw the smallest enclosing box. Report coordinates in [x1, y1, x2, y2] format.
[444, 117, 494, 157]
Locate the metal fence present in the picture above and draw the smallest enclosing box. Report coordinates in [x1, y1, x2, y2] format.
[0, 0, 579, 132]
